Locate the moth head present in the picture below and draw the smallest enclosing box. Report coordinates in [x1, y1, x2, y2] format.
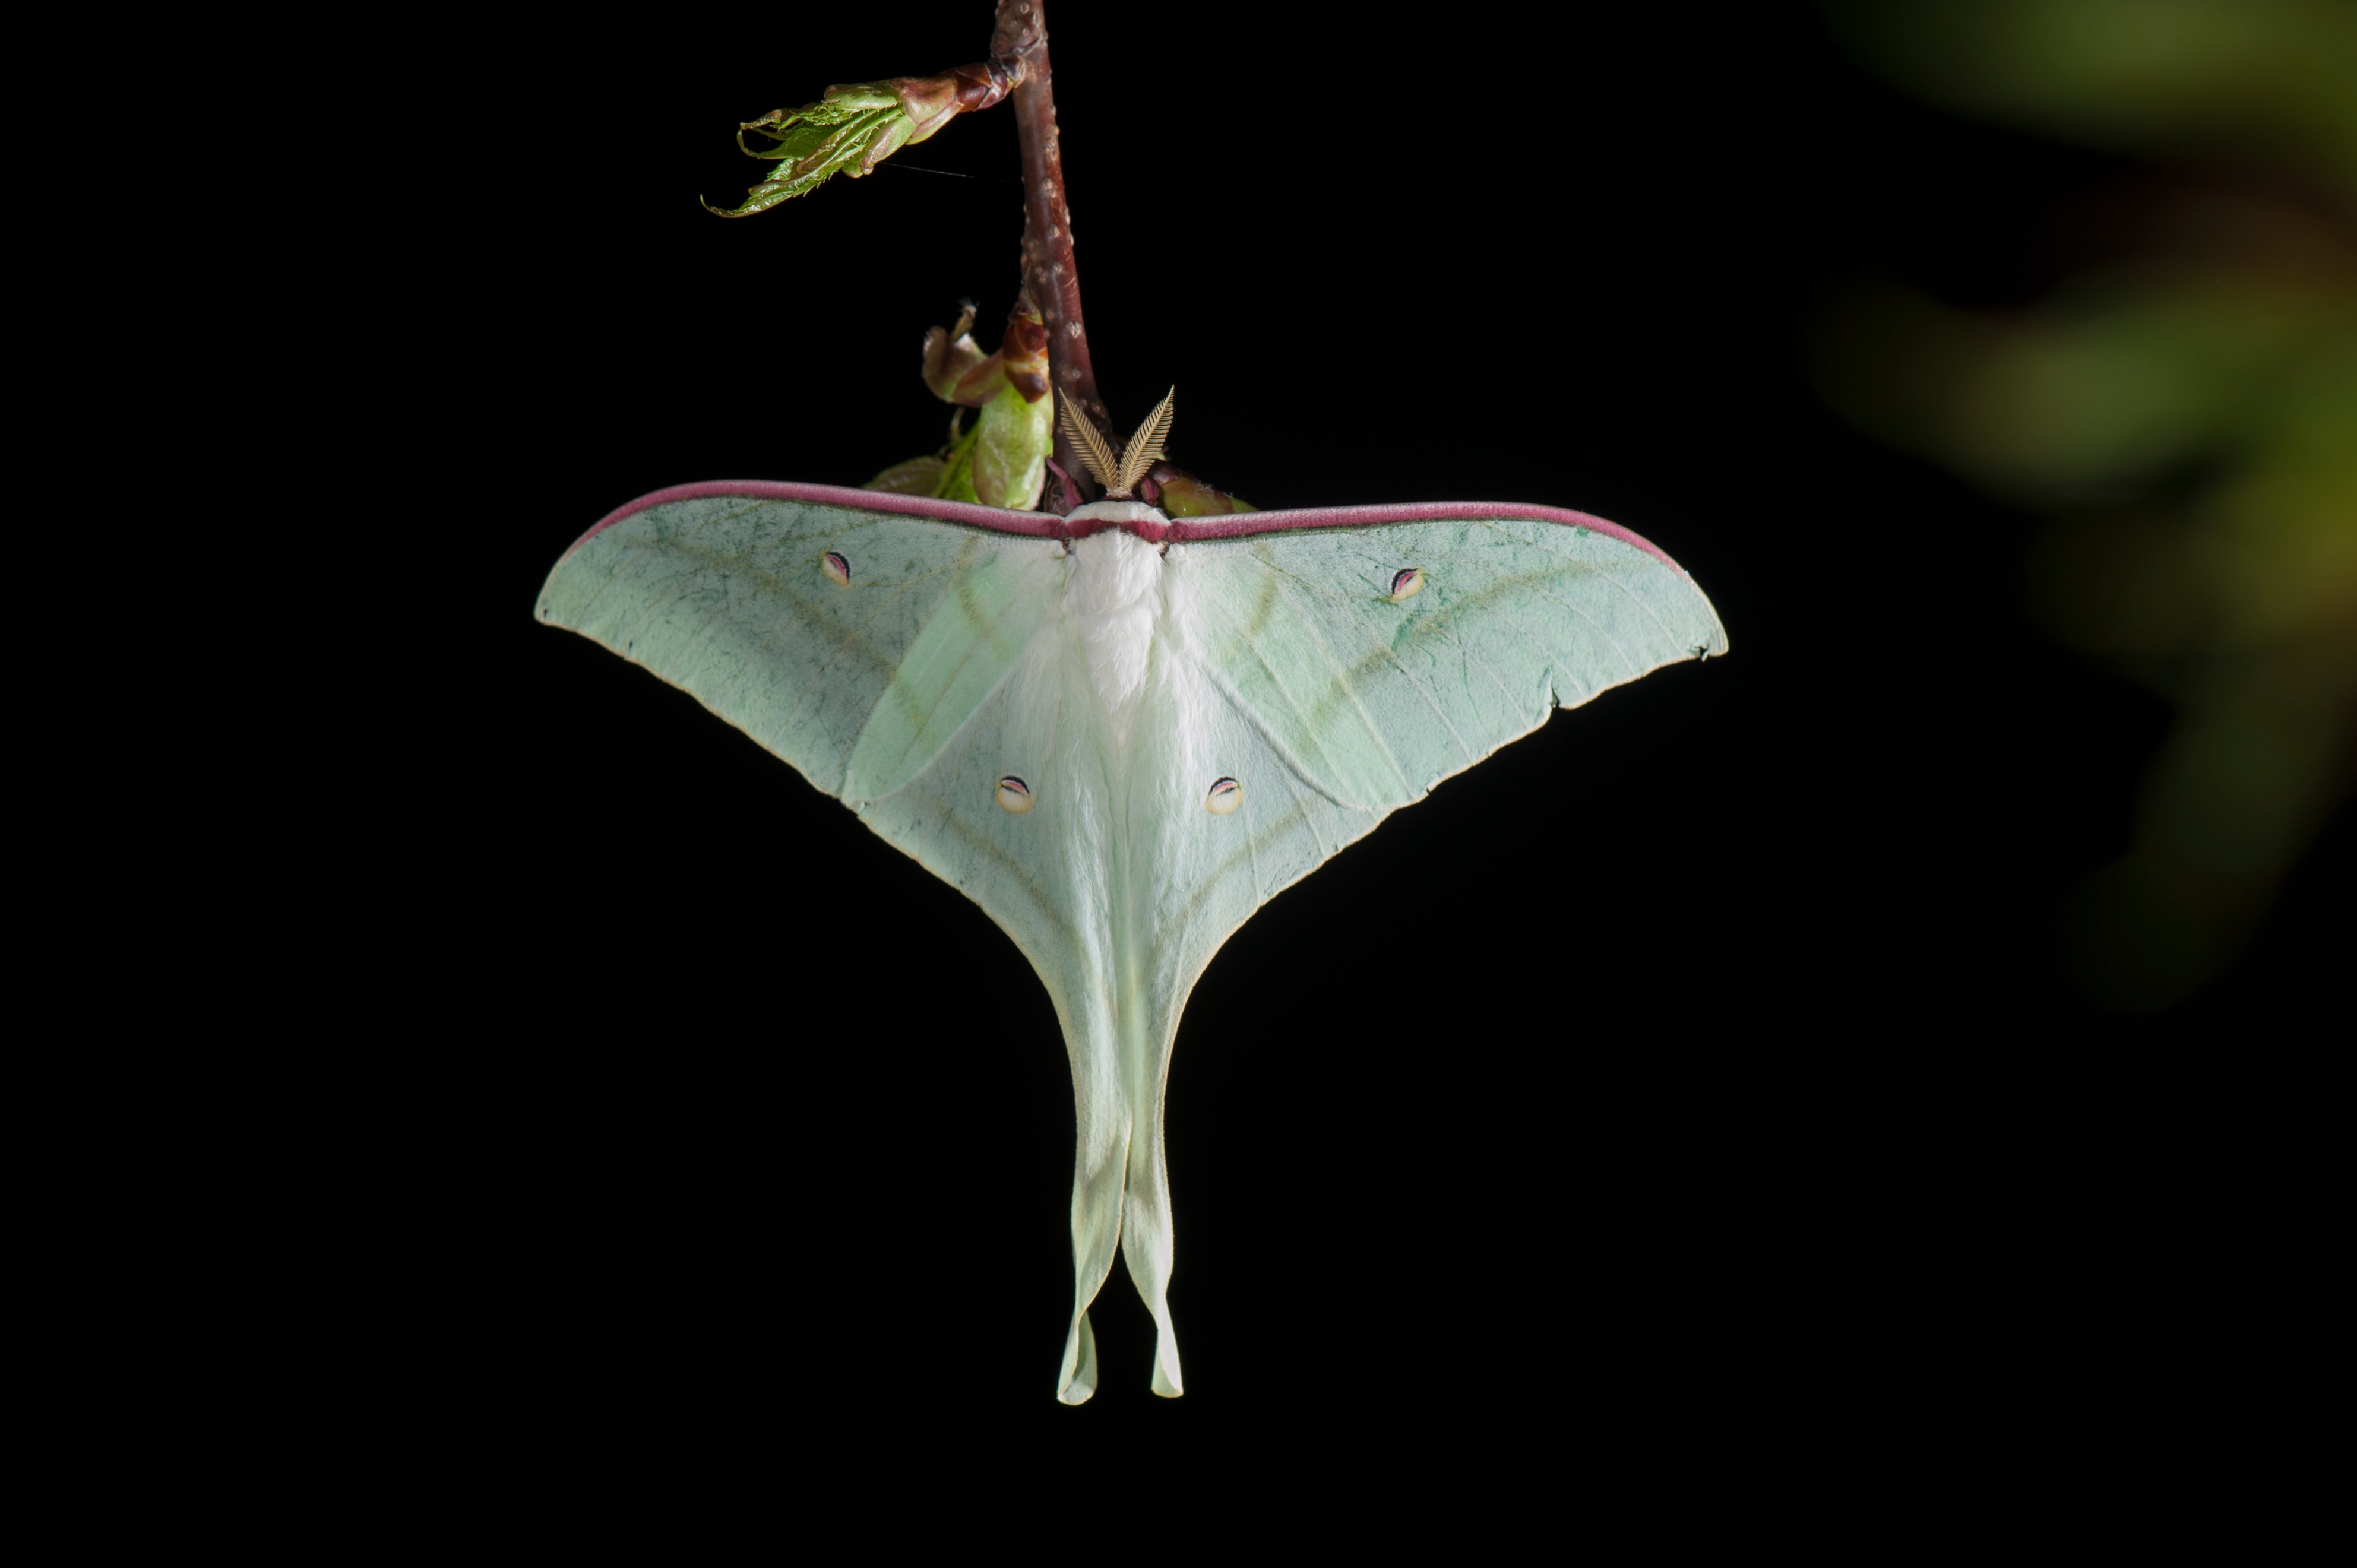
[1058, 387, 1175, 500]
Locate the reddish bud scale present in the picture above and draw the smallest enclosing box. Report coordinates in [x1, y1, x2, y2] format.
[951, 59, 1015, 112]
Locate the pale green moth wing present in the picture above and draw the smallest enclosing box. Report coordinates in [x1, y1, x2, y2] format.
[539, 483, 1728, 1404]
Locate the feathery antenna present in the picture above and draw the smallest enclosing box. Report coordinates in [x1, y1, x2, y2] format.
[1058, 388, 1177, 499]
[1058, 392, 1122, 492]
[1117, 387, 1176, 496]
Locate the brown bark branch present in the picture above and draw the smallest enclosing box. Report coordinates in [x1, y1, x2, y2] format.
[991, 0, 1102, 512]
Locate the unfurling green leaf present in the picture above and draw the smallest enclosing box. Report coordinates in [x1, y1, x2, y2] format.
[923, 305, 988, 402]
[703, 94, 913, 217]
[896, 297, 1052, 509]
[703, 65, 1013, 218]
[970, 370, 1051, 509]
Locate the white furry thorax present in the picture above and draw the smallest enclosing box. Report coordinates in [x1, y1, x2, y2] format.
[1065, 523, 1166, 729]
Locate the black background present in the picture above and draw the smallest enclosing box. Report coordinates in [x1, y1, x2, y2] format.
[383, 1, 2332, 1488]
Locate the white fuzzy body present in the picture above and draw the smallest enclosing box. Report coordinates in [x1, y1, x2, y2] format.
[1065, 525, 1166, 742]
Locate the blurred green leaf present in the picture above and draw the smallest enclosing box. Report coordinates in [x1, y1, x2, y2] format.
[1820, 0, 2357, 1009]
[1826, 0, 2357, 197]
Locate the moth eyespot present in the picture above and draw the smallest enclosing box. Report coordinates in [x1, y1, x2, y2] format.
[1205, 777, 1242, 815]
[821, 552, 851, 587]
[995, 775, 1033, 814]
[1388, 568, 1425, 602]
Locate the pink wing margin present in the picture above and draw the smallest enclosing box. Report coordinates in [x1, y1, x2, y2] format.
[562, 480, 1691, 572]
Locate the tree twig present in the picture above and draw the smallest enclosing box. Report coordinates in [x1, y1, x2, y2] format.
[991, 0, 1102, 512]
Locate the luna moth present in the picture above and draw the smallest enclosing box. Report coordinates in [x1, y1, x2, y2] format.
[537, 391, 1728, 1402]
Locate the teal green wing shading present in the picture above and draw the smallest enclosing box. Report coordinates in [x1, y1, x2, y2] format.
[540, 487, 1726, 1408]
[539, 486, 1192, 1408]
[1087, 508, 1725, 1409]
[1172, 514, 1728, 816]
[1121, 511, 1727, 1087]
[537, 489, 1062, 802]
[536, 493, 1109, 1056]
